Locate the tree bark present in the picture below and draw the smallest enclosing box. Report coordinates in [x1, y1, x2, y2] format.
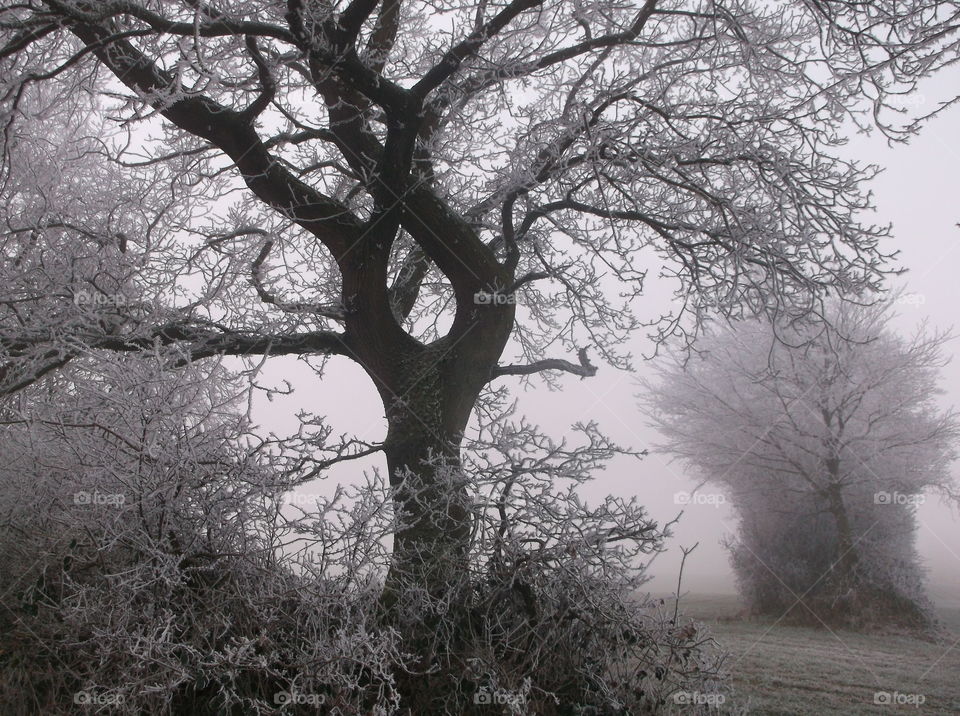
[822, 413, 858, 589]
[379, 346, 477, 616]
[369, 337, 505, 711]
[331, 228, 515, 709]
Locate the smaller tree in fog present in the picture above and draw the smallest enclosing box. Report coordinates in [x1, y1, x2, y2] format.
[640, 299, 959, 628]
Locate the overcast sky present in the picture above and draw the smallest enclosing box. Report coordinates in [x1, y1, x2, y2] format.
[249, 74, 960, 608]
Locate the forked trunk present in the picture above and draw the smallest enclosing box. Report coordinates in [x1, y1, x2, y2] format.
[337, 232, 515, 709]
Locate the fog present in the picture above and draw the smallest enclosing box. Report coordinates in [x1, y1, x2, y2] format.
[8, 3, 960, 711]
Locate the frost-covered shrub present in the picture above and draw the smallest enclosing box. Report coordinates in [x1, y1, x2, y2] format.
[0, 364, 728, 714]
[0, 360, 405, 715]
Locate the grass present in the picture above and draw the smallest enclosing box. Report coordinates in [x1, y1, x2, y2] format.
[667, 593, 960, 715]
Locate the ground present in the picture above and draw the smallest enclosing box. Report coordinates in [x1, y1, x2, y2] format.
[668, 593, 960, 715]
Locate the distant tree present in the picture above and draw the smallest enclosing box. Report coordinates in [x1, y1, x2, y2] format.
[2, 0, 960, 708]
[640, 300, 959, 628]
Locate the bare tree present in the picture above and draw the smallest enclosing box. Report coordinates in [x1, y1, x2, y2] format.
[1, 0, 959, 707]
[640, 299, 959, 627]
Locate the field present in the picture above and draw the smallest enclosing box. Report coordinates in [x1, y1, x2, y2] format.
[670, 593, 960, 715]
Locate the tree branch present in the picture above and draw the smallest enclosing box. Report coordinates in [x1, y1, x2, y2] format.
[363, 0, 402, 73]
[1, 323, 352, 398]
[411, 0, 544, 99]
[241, 35, 276, 120]
[66, 19, 362, 259]
[388, 245, 431, 322]
[338, 0, 382, 45]
[491, 348, 597, 380]
[46, 1, 296, 43]
[251, 239, 346, 320]
[99, 323, 352, 363]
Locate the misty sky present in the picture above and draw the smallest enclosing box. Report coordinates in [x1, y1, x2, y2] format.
[249, 74, 960, 607]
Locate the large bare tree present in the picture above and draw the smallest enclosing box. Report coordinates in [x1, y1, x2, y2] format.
[2, 0, 959, 708]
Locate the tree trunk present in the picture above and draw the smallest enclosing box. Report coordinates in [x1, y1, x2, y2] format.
[373, 342, 493, 712]
[824, 480, 858, 585]
[380, 370, 474, 617]
[821, 421, 859, 589]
